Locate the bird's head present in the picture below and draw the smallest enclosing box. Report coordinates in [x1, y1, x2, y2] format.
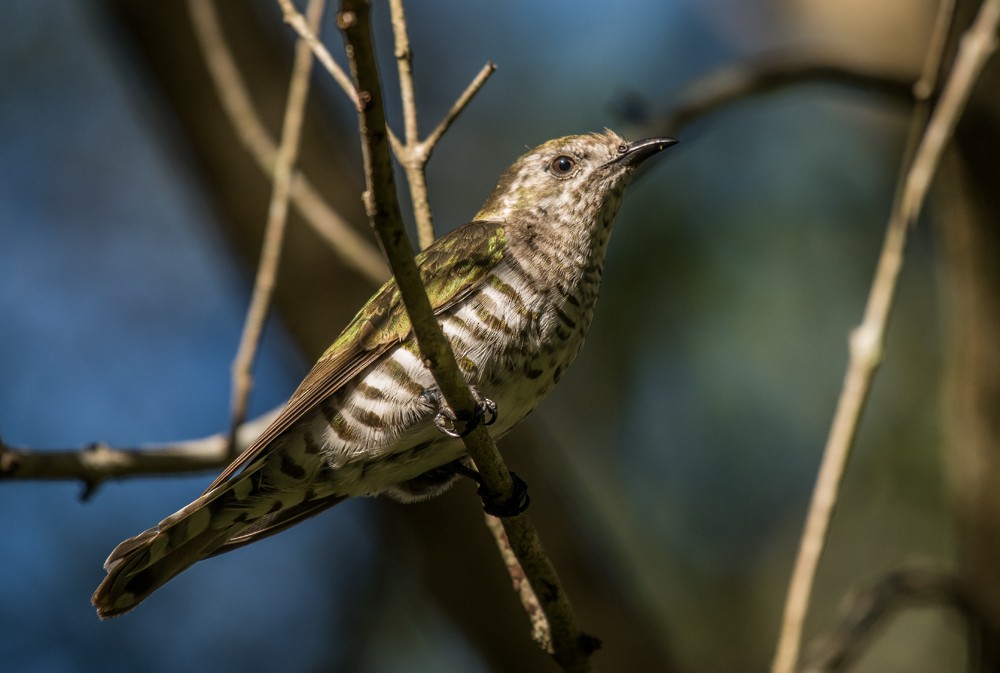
[474, 129, 676, 226]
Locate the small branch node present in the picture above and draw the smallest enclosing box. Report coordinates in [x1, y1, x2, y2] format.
[848, 324, 883, 366]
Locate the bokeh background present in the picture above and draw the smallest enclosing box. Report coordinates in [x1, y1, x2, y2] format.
[3, 0, 999, 671]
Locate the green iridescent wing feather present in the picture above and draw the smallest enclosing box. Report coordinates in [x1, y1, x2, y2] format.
[204, 220, 508, 492]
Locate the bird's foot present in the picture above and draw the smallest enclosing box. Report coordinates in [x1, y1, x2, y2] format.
[446, 460, 531, 517]
[426, 386, 497, 438]
[480, 471, 530, 517]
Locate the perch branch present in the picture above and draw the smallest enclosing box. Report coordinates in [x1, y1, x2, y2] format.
[228, 0, 324, 456]
[336, 1, 593, 670]
[771, 2, 999, 672]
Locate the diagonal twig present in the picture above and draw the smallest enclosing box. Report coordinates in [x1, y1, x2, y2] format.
[227, 0, 325, 457]
[770, 2, 1000, 672]
[187, 0, 386, 284]
[335, 1, 594, 669]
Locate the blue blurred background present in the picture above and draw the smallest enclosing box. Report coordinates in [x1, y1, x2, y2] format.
[1, 0, 965, 671]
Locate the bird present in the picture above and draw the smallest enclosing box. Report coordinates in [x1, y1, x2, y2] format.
[92, 129, 676, 618]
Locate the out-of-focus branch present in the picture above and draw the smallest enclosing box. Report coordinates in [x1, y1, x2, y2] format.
[187, 0, 386, 284]
[335, 1, 594, 670]
[0, 410, 277, 499]
[801, 567, 997, 673]
[625, 52, 913, 137]
[771, 2, 999, 672]
[227, 0, 324, 456]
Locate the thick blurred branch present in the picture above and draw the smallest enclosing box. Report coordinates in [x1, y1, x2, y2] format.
[227, 0, 324, 456]
[772, 2, 999, 672]
[801, 567, 996, 673]
[335, 1, 594, 670]
[187, 0, 386, 284]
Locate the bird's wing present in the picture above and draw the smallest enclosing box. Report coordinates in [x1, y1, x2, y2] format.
[205, 493, 347, 556]
[203, 220, 508, 493]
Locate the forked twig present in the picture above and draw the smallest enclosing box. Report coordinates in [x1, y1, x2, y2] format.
[386, 0, 495, 249]
[771, 2, 999, 672]
[280, 0, 494, 251]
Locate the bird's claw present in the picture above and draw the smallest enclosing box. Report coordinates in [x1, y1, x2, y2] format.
[431, 387, 497, 438]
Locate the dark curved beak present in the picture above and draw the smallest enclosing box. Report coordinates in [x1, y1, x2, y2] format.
[604, 136, 678, 168]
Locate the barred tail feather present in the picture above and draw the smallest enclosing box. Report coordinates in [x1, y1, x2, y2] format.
[92, 486, 244, 619]
[91, 469, 345, 619]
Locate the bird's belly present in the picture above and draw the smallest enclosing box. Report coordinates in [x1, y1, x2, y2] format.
[307, 282, 592, 497]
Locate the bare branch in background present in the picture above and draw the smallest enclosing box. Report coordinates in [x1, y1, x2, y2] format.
[0, 411, 277, 498]
[623, 52, 913, 137]
[335, 0, 594, 669]
[771, 1, 1000, 672]
[227, 0, 326, 457]
[801, 567, 997, 673]
[187, 0, 387, 284]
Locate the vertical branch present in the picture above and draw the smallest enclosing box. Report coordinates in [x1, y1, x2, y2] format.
[336, 1, 594, 670]
[387, 0, 434, 249]
[227, 0, 326, 455]
[770, 2, 1000, 672]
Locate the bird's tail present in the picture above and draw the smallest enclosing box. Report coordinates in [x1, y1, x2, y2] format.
[92, 466, 343, 619]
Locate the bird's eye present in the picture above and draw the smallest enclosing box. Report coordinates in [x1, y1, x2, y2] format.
[617, 144, 628, 154]
[550, 155, 576, 176]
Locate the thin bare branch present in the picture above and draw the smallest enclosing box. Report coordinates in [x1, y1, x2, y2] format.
[771, 2, 999, 672]
[187, 0, 386, 283]
[389, 0, 419, 145]
[276, 0, 357, 105]
[336, 1, 594, 669]
[423, 61, 496, 151]
[228, 0, 325, 456]
[0, 411, 277, 498]
[387, 6, 495, 249]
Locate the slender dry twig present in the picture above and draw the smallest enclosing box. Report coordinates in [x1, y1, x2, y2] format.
[336, 1, 594, 670]
[187, 0, 386, 284]
[802, 567, 995, 673]
[276, 0, 357, 105]
[386, 0, 496, 249]
[280, 0, 493, 251]
[228, 0, 325, 457]
[0, 411, 277, 498]
[771, 2, 1000, 672]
